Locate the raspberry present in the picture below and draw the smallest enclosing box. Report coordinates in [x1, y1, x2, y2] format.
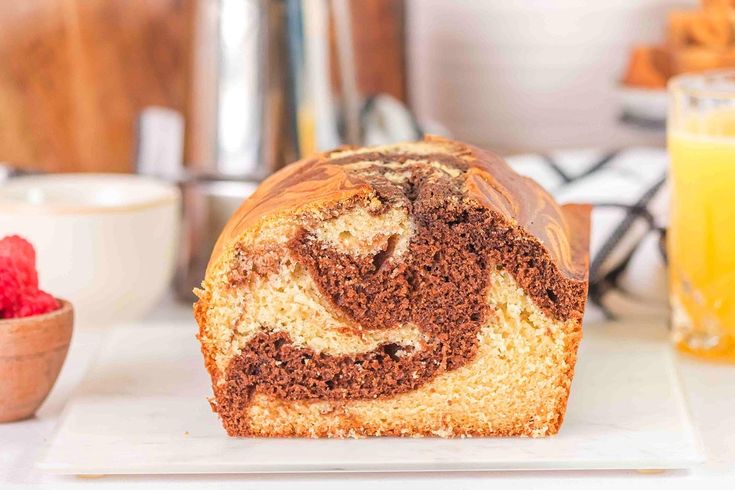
[0, 257, 22, 318]
[0, 235, 38, 288]
[0, 235, 59, 319]
[9, 290, 59, 318]
[0, 235, 35, 264]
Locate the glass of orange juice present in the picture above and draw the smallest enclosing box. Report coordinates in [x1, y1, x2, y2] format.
[668, 71, 735, 362]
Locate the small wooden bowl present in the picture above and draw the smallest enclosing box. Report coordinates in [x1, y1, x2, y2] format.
[0, 300, 73, 423]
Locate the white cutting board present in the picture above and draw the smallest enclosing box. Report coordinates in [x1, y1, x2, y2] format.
[37, 319, 703, 474]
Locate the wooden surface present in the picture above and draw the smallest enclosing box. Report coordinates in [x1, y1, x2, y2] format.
[0, 0, 404, 174]
[349, 0, 406, 102]
[0, 0, 192, 173]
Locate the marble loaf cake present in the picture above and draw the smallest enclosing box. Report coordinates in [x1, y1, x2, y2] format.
[194, 136, 590, 438]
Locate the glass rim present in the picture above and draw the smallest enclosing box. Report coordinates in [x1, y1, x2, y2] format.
[669, 69, 735, 99]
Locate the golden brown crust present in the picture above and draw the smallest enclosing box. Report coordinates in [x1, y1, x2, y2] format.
[206, 136, 590, 283]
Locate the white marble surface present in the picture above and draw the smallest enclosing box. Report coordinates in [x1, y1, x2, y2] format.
[2, 299, 735, 488]
[37, 321, 701, 474]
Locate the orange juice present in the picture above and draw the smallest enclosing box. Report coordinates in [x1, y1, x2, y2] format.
[668, 110, 735, 361]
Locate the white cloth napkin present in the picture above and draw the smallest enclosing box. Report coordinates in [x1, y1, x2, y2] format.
[507, 148, 669, 323]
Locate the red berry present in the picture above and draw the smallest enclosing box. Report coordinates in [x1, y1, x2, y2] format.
[0, 258, 22, 318]
[10, 290, 60, 318]
[0, 235, 59, 319]
[0, 235, 36, 264]
[0, 235, 38, 288]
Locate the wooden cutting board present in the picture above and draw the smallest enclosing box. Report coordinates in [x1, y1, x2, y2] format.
[0, 0, 192, 173]
[0, 0, 405, 174]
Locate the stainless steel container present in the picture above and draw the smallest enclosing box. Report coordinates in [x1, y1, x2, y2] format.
[172, 0, 416, 300]
[188, 0, 296, 180]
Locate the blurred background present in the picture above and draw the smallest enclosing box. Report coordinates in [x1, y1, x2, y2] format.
[2, 0, 729, 315]
[0, 0, 703, 175]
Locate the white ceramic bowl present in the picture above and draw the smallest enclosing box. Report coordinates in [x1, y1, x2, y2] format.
[0, 174, 181, 327]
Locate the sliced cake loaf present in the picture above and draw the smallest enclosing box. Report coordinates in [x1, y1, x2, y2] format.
[194, 136, 590, 438]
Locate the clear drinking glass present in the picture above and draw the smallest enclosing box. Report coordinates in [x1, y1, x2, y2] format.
[668, 71, 735, 362]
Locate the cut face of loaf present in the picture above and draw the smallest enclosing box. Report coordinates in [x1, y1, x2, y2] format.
[194, 136, 590, 438]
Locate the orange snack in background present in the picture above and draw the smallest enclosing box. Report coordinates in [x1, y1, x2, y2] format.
[623, 1, 735, 89]
[622, 46, 671, 89]
[702, 0, 735, 11]
[668, 11, 695, 46]
[667, 10, 732, 48]
[669, 46, 735, 74]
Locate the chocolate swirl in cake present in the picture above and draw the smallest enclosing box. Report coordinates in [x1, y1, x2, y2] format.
[208, 144, 590, 435]
[208, 136, 588, 282]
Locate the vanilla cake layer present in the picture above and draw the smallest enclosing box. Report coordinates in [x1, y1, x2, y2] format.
[224, 270, 578, 437]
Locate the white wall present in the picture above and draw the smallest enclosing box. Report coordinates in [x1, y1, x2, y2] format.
[408, 0, 696, 152]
